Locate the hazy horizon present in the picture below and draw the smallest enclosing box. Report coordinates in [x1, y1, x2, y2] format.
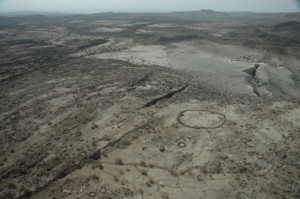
[0, 0, 300, 13]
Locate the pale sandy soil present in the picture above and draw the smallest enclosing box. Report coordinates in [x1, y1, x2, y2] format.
[93, 27, 124, 33]
[87, 40, 300, 96]
[135, 29, 154, 34]
[147, 24, 178, 28]
[167, 41, 261, 95]
[89, 45, 170, 67]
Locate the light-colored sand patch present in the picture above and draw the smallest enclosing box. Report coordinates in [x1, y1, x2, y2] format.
[93, 20, 130, 24]
[256, 64, 300, 96]
[47, 94, 75, 109]
[186, 25, 214, 31]
[93, 27, 124, 33]
[167, 41, 262, 94]
[117, 23, 135, 27]
[209, 33, 223, 37]
[90, 45, 171, 66]
[135, 29, 154, 34]
[70, 20, 84, 23]
[147, 23, 177, 28]
[87, 40, 268, 94]
[86, 39, 297, 96]
[135, 84, 153, 90]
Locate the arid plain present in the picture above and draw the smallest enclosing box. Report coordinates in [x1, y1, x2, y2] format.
[0, 11, 300, 199]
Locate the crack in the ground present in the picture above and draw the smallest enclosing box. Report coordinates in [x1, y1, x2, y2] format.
[244, 64, 261, 96]
[244, 64, 260, 77]
[245, 76, 261, 96]
[144, 84, 188, 107]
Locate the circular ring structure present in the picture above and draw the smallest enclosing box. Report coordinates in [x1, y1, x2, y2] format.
[177, 142, 187, 148]
[147, 111, 154, 116]
[177, 110, 226, 129]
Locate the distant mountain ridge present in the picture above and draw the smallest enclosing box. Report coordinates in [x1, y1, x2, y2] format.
[0, 10, 299, 21]
[0, 11, 74, 17]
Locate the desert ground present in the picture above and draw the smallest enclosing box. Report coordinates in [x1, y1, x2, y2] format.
[0, 11, 300, 199]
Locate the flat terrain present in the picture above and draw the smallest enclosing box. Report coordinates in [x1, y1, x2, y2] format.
[0, 11, 300, 199]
